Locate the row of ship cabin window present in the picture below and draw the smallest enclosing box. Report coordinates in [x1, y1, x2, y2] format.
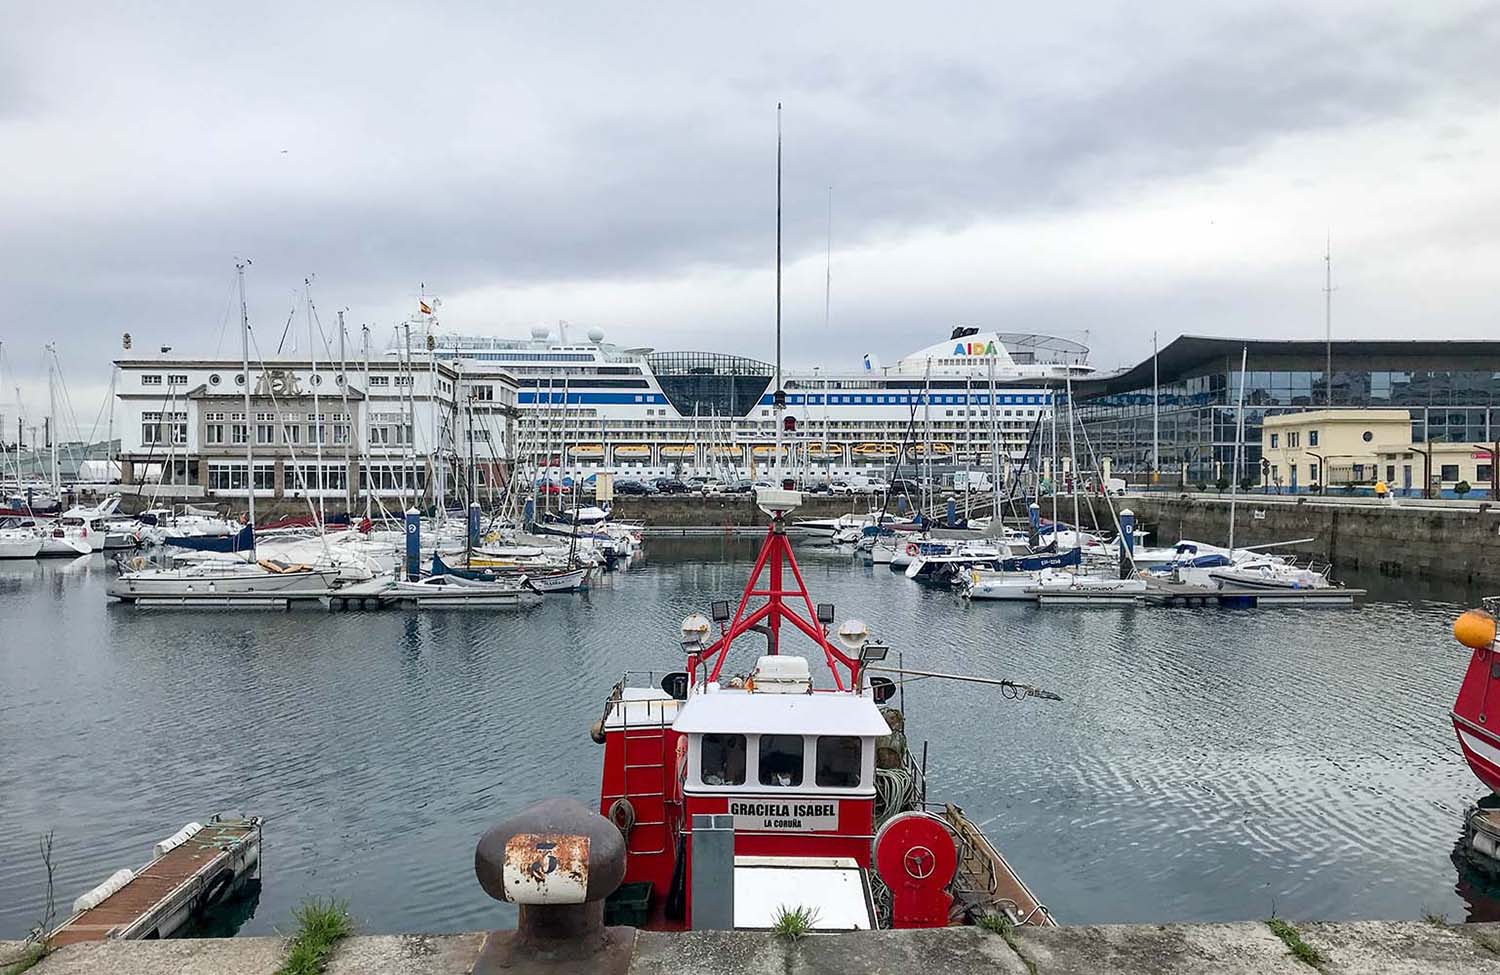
[700, 733, 862, 789]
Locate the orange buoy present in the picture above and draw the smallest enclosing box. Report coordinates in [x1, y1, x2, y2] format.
[1455, 608, 1497, 651]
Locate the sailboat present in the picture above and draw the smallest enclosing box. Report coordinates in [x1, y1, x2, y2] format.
[107, 263, 345, 603]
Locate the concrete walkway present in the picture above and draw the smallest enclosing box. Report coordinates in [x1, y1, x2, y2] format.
[14, 921, 1500, 975]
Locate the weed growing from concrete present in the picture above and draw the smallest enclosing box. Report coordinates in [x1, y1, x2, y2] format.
[1267, 918, 1324, 968]
[1422, 909, 1449, 926]
[277, 898, 353, 975]
[978, 912, 1013, 935]
[771, 904, 819, 941]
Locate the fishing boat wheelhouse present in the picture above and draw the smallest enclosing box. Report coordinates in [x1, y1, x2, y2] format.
[593, 489, 1053, 931]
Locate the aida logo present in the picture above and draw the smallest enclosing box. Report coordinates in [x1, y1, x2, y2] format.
[953, 340, 998, 356]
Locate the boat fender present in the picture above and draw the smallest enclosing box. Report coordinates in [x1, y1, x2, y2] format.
[589, 719, 607, 744]
[153, 822, 205, 858]
[72, 868, 135, 914]
[608, 798, 636, 838]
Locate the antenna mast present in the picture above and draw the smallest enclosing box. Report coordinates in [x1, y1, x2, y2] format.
[1324, 233, 1334, 406]
[772, 102, 784, 485]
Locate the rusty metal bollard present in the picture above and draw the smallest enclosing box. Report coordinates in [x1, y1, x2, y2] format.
[472, 797, 633, 975]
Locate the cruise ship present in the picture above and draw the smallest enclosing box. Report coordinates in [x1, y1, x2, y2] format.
[414, 326, 1093, 482]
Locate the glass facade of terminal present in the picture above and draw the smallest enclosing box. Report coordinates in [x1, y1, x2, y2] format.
[644, 351, 774, 418]
[1075, 348, 1500, 484]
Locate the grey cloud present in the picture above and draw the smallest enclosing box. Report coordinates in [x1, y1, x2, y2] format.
[2, 1, 1498, 402]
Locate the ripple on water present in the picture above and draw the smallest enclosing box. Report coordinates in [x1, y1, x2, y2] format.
[0, 544, 1490, 934]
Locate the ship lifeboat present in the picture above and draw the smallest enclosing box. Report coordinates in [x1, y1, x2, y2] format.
[750, 444, 776, 458]
[613, 444, 652, 459]
[905, 443, 952, 459]
[806, 442, 844, 459]
[568, 444, 605, 458]
[660, 444, 695, 458]
[852, 443, 898, 457]
[711, 445, 745, 460]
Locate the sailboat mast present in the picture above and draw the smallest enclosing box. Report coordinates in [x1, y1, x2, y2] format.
[47, 345, 59, 497]
[772, 102, 783, 488]
[1151, 331, 1159, 478]
[988, 355, 1001, 519]
[307, 279, 325, 527]
[361, 323, 371, 519]
[403, 322, 414, 511]
[1228, 346, 1249, 552]
[339, 311, 352, 513]
[236, 260, 255, 529]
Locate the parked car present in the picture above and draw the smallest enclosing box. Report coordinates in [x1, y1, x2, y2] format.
[614, 479, 656, 495]
[887, 477, 920, 497]
[829, 479, 857, 495]
[653, 477, 692, 495]
[722, 479, 754, 494]
[805, 481, 833, 496]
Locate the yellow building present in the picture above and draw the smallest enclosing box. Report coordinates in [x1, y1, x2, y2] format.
[1259, 409, 1411, 492]
[1373, 441, 1496, 497]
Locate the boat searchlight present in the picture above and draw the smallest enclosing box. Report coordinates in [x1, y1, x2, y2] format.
[836, 618, 870, 653]
[680, 613, 712, 649]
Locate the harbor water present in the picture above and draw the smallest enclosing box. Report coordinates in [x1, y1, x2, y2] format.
[1, 538, 1496, 936]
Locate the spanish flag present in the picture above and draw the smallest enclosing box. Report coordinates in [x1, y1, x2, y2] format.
[419, 300, 433, 315]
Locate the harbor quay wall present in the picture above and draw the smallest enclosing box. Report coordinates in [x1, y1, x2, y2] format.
[15, 920, 1500, 974]
[1126, 494, 1500, 586]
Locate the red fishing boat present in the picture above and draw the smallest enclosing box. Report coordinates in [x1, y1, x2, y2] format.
[590, 489, 1055, 932]
[1454, 601, 1500, 791]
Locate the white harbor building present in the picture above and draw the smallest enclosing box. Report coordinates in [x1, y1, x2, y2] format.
[112, 352, 519, 506]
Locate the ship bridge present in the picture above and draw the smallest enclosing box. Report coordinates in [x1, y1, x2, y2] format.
[645, 351, 774, 418]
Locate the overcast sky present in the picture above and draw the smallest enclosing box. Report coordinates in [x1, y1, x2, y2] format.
[3, 1, 1498, 437]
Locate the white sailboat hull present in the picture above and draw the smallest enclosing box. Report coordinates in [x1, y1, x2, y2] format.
[107, 566, 342, 601]
[0, 535, 43, 559]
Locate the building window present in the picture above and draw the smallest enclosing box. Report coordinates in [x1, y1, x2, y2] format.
[1288, 432, 1300, 448]
[1308, 430, 1319, 447]
[231, 423, 248, 445]
[256, 423, 276, 444]
[471, 385, 494, 401]
[333, 424, 350, 445]
[1362, 431, 1374, 443]
[141, 374, 162, 386]
[253, 464, 275, 491]
[1269, 433, 1279, 448]
[815, 736, 862, 788]
[206, 423, 225, 445]
[168, 373, 188, 386]
[1309, 463, 1319, 483]
[1386, 465, 1395, 482]
[208, 464, 247, 491]
[1479, 464, 1494, 482]
[700, 733, 746, 786]
[283, 423, 300, 445]
[1441, 464, 1460, 481]
[758, 734, 804, 787]
[369, 375, 390, 387]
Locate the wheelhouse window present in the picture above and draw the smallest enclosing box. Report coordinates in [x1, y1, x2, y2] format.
[758, 735, 804, 787]
[815, 736, 862, 788]
[701, 733, 745, 786]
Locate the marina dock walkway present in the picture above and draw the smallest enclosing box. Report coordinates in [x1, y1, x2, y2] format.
[12, 920, 1500, 974]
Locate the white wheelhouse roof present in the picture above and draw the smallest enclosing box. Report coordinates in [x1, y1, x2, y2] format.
[674, 686, 890, 737]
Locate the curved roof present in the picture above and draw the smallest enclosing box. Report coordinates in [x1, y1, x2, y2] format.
[1073, 335, 1500, 400]
[646, 351, 774, 418]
